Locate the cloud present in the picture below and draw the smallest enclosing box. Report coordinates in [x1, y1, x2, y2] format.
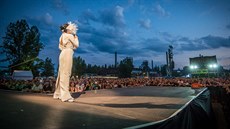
[142, 32, 230, 53]
[153, 4, 170, 17]
[79, 24, 129, 54]
[139, 19, 151, 29]
[43, 13, 53, 25]
[218, 56, 230, 69]
[158, 32, 177, 43]
[168, 35, 230, 51]
[79, 9, 97, 25]
[226, 24, 230, 30]
[199, 7, 215, 17]
[26, 13, 59, 50]
[141, 38, 169, 52]
[178, 37, 207, 51]
[199, 35, 230, 48]
[77, 6, 140, 55]
[79, 5, 126, 28]
[127, 0, 135, 7]
[26, 13, 61, 60]
[99, 6, 125, 28]
[27, 13, 54, 26]
[138, 3, 170, 18]
[51, 0, 69, 15]
[78, 21, 150, 57]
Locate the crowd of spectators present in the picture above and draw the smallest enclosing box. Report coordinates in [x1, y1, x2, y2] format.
[0, 77, 55, 93]
[0, 76, 230, 94]
[68, 76, 230, 94]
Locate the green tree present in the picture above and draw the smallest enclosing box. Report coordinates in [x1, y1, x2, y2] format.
[41, 58, 54, 77]
[0, 19, 44, 74]
[182, 66, 190, 76]
[72, 56, 87, 78]
[31, 58, 44, 77]
[140, 60, 150, 76]
[118, 57, 133, 78]
[160, 65, 168, 76]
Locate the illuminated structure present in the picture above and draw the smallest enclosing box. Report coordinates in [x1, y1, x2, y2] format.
[166, 45, 174, 77]
[189, 55, 219, 77]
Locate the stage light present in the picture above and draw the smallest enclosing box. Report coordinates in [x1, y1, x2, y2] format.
[190, 65, 198, 69]
[213, 64, 217, 68]
[208, 64, 218, 69]
[208, 64, 213, 68]
[194, 65, 198, 69]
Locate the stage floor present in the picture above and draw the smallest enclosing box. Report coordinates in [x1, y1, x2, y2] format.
[0, 86, 203, 129]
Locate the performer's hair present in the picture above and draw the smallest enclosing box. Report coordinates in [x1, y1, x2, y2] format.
[60, 23, 69, 32]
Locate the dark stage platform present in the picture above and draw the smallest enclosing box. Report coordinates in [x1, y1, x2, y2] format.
[0, 86, 204, 129]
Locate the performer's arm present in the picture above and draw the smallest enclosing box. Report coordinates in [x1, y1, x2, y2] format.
[62, 33, 79, 48]
[68, 34, 79, 49]
[59, 35, 64, 50]
[59, 43, 64, 50]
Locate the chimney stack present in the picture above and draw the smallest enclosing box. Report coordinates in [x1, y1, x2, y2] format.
[115, 51, 117, 68]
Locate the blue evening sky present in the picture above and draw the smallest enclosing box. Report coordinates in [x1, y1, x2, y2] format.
[0, 0, 230, 69]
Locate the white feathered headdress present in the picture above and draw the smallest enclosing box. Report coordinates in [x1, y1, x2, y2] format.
[66, 21, 78, 35]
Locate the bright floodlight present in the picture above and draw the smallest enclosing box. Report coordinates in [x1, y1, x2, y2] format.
[213, 64, 217, 68]
[209, 64, 218, 68]
[209, 64, 213, 68]
[190, 65, 198, 69]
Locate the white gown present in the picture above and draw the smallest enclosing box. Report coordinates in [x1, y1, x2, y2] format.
[53, 33, 79, 101]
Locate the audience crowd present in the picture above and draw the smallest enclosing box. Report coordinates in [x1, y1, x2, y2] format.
[0, 76, 230, 94]
[0, 77, 55, 93]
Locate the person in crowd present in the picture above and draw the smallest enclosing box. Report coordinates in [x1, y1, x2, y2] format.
[69, 81, 75, 93]
[43, 78, 52, 93]
[31, 79, 43, 93]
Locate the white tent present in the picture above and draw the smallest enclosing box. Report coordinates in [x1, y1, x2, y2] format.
[12, 70, 33, 80]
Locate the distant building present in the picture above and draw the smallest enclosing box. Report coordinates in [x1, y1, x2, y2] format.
[189, 55, 219, 77]
[131, 68, 142, 77]
[12, 70, 33, 80]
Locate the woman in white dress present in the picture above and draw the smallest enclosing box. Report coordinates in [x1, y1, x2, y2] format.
[53, 22, 79, 102]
